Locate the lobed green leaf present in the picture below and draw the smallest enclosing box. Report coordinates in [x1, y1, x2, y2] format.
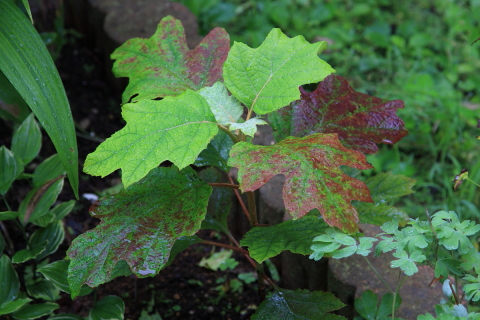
[223, 28, 334, 115]
[84, 90, 218, 188]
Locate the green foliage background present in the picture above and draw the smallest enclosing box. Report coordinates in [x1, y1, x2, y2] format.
[175, 0, 480, 219]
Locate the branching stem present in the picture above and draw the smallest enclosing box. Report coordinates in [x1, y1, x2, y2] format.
[217, 124, 239, 144]
[228, 174, 250, 221]
[208, 182, 239, 189]
[200, 240, 249, 255]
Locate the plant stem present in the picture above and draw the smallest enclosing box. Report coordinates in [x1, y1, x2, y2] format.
[227, 174, 250, 221]
[217, 124, 239, 144]
[208, 182, 239, 189]
[449, 279, 459, 305]
[200, 240, 249, 255]
[246, 191, 267, 301]
[392, 272, 407, 320]
[246, 192, 258, 227]
[256, 261, 266, 301]
[362, 256, 394, 294]
[0, 221, 15, 254]
[466, 178, 480, 188]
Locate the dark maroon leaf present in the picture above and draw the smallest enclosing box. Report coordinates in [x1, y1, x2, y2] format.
[269, 75, 408, 154]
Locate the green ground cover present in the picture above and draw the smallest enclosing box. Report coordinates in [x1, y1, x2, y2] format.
[176, 0, 480, 220]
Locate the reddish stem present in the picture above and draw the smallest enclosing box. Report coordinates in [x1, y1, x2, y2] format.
[200, 240, 249, 255]
[208, 182, 239, 189]
[228, 174, 250, 221]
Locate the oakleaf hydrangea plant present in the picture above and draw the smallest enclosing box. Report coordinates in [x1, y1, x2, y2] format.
[66, 16, 410, 318]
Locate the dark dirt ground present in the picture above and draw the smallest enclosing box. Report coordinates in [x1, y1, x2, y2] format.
[0, 35, 263, 319]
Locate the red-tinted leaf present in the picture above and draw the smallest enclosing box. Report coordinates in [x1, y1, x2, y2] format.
[112, 16, 230, 104]
[66, 167, 211, 298]
[269, 75, 408, 154]
[228, 134, 373, 233]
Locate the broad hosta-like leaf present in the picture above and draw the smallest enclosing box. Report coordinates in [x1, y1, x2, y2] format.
[269, 75, 407, 154]
[0, 255, 20, 304]
[12, 302, 58, 319]
[112, 16, 229, 104]
[67, 167, 212, 298]
[32, 154, 65, 187]
[0, 298, 31, 316]
[18, 177, 64, 224]
[87, 296, 124, 320]
[0, 146, 23, 195]
[223, 29, 334, 115]
[229, 134, 373, 233]
[26, 279, 58, 301]
[0, 1, 78, 198]
[84, 90, 218, 188]
[38, 260, 93, 296]
[251, 288, 345, 320]
[240, 215, 329, 263]
[11, 113, 41, 165]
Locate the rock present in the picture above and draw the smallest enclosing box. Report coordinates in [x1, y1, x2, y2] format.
[329, 224, 445, 319]
[89, 0, 201, 49]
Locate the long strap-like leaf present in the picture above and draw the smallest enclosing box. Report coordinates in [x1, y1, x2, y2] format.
[0, 0, 78, 198]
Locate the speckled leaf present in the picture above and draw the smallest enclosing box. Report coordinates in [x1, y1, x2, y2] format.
[228, 134, 373, 233]
[223, 29, 334, 115]
[67, 167, 212, 298]
[269, 75, 407, 154]
[241, 215, 329, 263]
[112, 16, 229, 104]
[251, 288, 345, 320]
[84, 90, 218, 188]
